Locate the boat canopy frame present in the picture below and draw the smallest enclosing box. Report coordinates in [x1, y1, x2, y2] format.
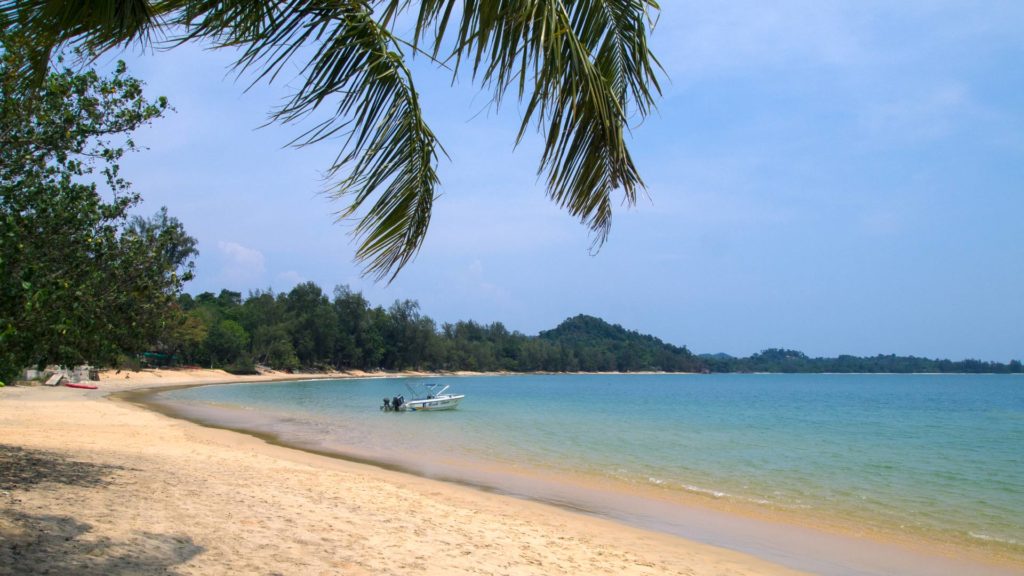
[404, 380, 450, 400]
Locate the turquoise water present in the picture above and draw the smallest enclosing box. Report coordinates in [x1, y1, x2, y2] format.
[159, 373, 1024, 559]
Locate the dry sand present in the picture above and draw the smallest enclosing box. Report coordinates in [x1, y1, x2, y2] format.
[0, 370, 806, 575]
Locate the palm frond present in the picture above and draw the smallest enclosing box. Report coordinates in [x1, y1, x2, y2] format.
[3, 0, 662, 279]
[174, 1, 442, 281]
[1, 0, 164, 55]
[6, 0, 442, 281]
[293, 9, 441, 283]
[415, 0, 661, 247]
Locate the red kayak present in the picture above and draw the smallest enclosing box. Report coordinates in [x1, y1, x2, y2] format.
[65, 382, 98, 390]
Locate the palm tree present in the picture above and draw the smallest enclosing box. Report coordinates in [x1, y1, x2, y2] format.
[2, 1, 662, 280]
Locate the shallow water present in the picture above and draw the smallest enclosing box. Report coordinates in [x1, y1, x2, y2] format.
[157, 373, 1024, 569]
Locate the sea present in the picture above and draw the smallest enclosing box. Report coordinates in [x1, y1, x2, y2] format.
[150, 373, 1024, 575]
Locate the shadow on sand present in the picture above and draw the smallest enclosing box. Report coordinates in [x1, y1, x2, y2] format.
[0, 444, 128, 491]
[0, 444, 204, 575]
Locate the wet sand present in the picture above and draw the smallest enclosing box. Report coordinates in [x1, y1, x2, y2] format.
[1, 372, 806, 575]
[2, 369, 1020, 575]
[136, 377, 1024, 576]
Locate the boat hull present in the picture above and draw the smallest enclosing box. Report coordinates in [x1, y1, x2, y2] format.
[404, 394, 464, 411]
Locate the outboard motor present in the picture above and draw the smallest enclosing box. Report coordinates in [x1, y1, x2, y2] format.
[392, 396, 402, 411]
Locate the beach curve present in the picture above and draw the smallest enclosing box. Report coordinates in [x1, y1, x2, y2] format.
[1, 369, 807, 575]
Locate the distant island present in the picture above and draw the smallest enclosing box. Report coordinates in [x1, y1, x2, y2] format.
[698, 348, 1021, 375]
[142, 284, 1020, 376]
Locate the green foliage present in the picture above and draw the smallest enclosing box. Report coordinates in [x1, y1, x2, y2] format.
[0, 32, 196, 382]
[539, 314, 702, 372]
[127, 206, 198, 282]
[700, 351, 1023, 374]
[224, 357, 258, 375]
[114, 353, 142, 372]
[164, 282, 1020, 375]
[176, 283, 703, 374]
[159, 306, 209, 365]
[284, 282, 337, 367]
[3, 0, 662, 281]
[206, 319, 249, 366]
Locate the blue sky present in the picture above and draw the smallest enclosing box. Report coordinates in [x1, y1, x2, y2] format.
[103, 2, 1022, 360]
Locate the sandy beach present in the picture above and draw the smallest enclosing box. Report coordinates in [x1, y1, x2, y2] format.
[0, 370, 806, 575]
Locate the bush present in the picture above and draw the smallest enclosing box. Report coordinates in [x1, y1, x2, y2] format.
[116, 355, 142, 372]
[224, 358, 258, 375]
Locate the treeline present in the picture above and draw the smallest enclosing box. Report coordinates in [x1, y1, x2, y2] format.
[154, 283, 703, 374]
[149, 282, 1021, 375]
[700, 348, 1023, 374]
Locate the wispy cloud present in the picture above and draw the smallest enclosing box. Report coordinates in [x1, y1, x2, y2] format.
[859, 83, 973, 144]
[461, 259, 511, 305]
[276, 270, 306, 289]
[217, 241, 266, 287]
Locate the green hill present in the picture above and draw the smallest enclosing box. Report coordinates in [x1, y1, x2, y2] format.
[538, 315, 704, 372]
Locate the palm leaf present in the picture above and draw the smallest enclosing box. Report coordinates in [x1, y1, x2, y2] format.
[1, 0, 163, 56]
[173, 1, 442, 281]
[416, 0, 660, 246]
[2, 0, 661, 279]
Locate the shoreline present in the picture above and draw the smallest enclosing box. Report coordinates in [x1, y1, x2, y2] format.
[134, 373, 1024, 576]
[2, 369, 807, 575]
[3, 368, 1021, 575]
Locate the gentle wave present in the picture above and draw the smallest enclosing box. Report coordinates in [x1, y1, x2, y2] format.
[161, 373, 1024, 560]
[970, 532, 1022, 546]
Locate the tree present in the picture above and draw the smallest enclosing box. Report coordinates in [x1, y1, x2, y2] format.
[284, 282, 337, 367]
[205, 319, 249, 367]
[127, 206, 198, 282]
[332, 284, 373, 368]
[2, 1, 662, 280]
[384, 299, 428, 369]
[161, 307, 209, 365]
[0, 32, 196, 382]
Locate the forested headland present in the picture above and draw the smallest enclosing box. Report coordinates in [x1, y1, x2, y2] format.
[154, 283, 1021, 376]
[159, 285, 704, 374]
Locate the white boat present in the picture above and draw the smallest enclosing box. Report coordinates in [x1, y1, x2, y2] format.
[401, 381, 464, 411]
